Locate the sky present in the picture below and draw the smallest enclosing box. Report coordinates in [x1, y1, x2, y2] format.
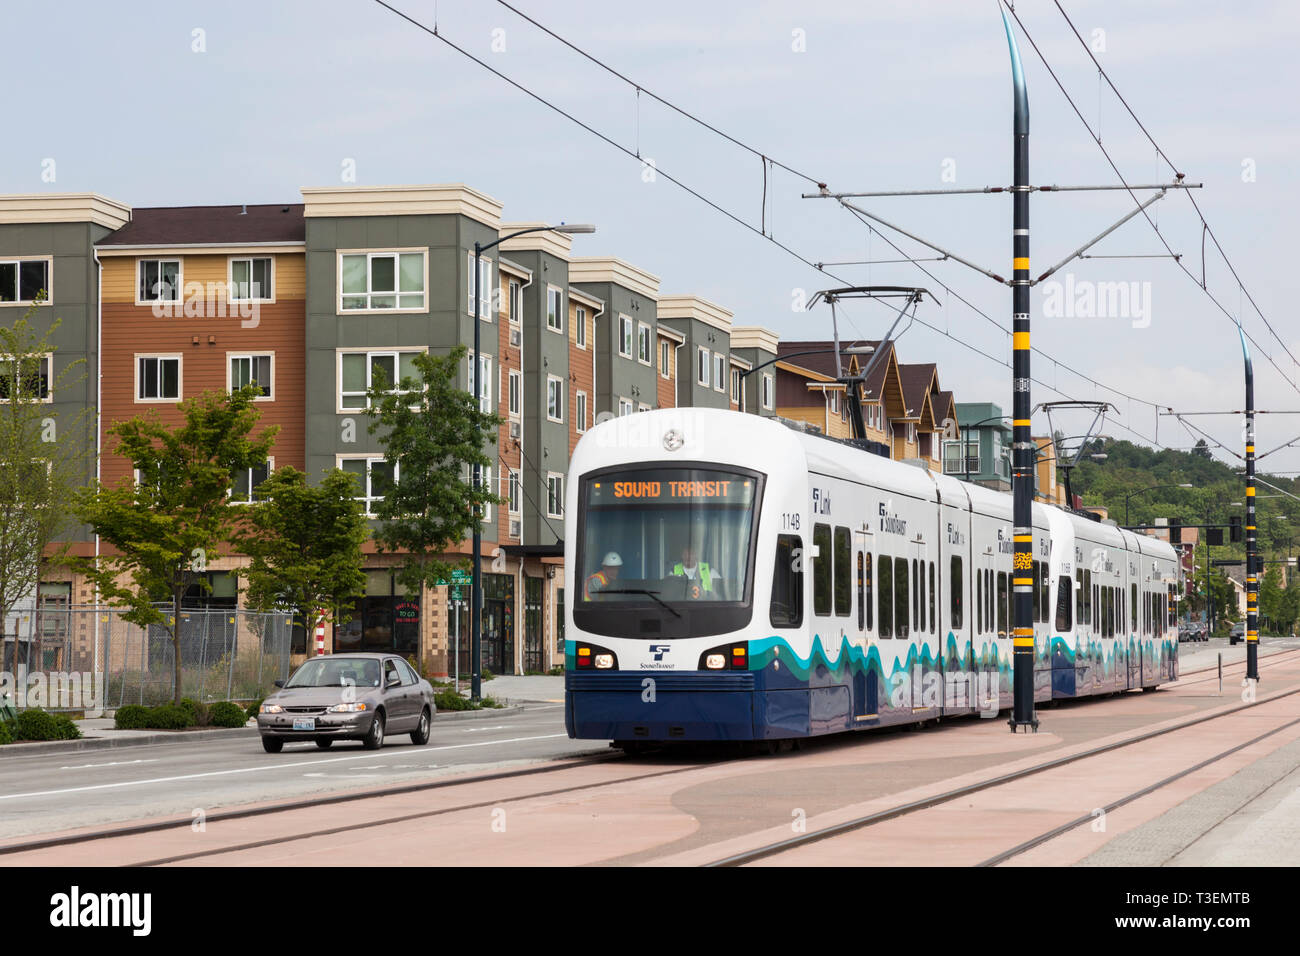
[8, 0, 1300, 477]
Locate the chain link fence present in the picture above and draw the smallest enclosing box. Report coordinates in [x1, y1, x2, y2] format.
[3, 607, 294, 709]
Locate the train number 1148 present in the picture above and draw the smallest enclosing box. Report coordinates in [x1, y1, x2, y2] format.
[781, 513, 801, 531]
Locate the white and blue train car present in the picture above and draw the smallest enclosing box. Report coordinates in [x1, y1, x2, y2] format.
[563, 408, 1180, 744]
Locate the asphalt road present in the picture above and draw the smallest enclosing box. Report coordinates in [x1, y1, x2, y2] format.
[0, 703, 603, 840]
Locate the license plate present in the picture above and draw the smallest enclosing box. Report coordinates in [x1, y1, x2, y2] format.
[293, 718, 316, 731]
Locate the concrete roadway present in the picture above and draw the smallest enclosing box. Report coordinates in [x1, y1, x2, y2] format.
[0, 703, 603, 840]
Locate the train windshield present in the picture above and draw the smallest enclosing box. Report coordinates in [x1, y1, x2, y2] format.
[577, 467, 761, 615]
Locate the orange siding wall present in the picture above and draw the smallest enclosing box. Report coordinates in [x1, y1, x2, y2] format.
[569, 300, 595, 455]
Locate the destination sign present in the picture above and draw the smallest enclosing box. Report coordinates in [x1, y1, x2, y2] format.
[589, 471, 756, 505]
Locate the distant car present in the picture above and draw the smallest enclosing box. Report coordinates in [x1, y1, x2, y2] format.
[257, 653, 435, 753]
[1229, 621, 1246, 645]
[1179, 622, 1207, 643]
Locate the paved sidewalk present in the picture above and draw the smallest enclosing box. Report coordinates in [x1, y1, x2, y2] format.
[470, 675, 565, 703]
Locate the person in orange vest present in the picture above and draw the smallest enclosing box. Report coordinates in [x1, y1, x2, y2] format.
[585, 552, 622, 600]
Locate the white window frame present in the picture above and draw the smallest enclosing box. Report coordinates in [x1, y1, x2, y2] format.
[761, 373, 774, 410]
[482, 465, 493, 524]
[698, 347, 710, 386]
[547, 375, 564, 423]
[227, 352, 274, 401]
[618, 315, 633, 358]
[227, 256, 275, 303]
[339, 249, 427, 314]
[575, 390, 588, 433]
[0, 256, 54, 306]
[466, 352, 493, 413]
[0, 353, 53, 404]
[546, 473, 564, 518]
[508, 368, 522, 419]
[659, 340, 671, 379]
[135, 258, 181, 306]
[575, 306, 587, 348]
[509, 279, 522, 326]
[638, 402, 650, 413]
[637, 322, 652, 365]
[618, 398, 634, 417]
[135, 354, 182, 403]
[338, 455, 400, 517]
[336, 348, 426, 413]
[229, 456, 275, 505]
[546, 286, 564, 333]
[714, 353, 726, 392]
[465, 252, 494, 319]
[731, 369, 741, 403]
[508, 468, 521, 515]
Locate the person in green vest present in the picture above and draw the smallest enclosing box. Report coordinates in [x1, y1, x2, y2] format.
[670, 544, 723, 600]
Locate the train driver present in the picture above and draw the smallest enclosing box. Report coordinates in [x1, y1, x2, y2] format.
[585, 552, 623, 600]
[669, 543, 723, 600]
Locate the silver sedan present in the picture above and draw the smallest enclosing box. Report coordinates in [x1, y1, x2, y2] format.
[257, 653, 436, 753]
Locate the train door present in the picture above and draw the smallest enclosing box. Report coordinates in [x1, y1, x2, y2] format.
[853, 533, 877, 721]
[909, 536, 939, 714]
[972, 530, 998, 713]
[942, 501, 973, 715]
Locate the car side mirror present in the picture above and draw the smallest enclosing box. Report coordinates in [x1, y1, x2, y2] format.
[386, 675, 401, 688]
[273, 679, 285, 688]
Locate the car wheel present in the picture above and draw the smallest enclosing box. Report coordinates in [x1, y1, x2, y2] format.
[262, 736, 284, 754]
[363, 712, 385, 750]
[410, 707, 431, 746]
[315, 739, 333, 749]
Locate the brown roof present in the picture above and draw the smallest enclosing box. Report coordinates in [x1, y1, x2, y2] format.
[777, 340, 880, 378]
[933, 389, 957, 428]
[897, 363, 937, 419]
[97, 203, 305, 246]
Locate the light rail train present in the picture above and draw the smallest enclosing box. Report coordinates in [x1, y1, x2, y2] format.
[563, 408, 1180, 745]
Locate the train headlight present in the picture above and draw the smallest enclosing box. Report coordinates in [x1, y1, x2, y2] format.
[575, 643, 619, 670]
[698, 642, 749, 670]
[594, 654, 614, 669]
[704, 654, 726, 670]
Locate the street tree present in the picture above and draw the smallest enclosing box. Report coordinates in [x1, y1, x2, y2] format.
[363, 346, 502, 596]
[237, 467, 368, 656]
[0, 305, 91, 670]
[72, 386, 277, 703]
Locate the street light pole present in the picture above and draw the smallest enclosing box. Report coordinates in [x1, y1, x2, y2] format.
[469, 223, 595, 700]
[1123, 483, 1194, 527]
[1240, 328, 1259, 681]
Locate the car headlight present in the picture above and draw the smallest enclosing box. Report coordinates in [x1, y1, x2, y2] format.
[260, 703, 283, 714]
[326, 702, 369, 713]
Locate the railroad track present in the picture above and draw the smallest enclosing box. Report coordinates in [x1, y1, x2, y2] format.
[707, 652, 1300, 866]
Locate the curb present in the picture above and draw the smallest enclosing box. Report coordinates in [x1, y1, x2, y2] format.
[0, 703, 529, 757]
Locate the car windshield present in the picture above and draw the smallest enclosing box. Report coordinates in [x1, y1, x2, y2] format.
[578, 467, 760, 605]
[285, 658, 382, 688]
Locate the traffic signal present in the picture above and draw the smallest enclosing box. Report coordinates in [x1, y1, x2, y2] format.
[1169, 518, 1182, 544]
[1229, 515, 1243, 543]
[1207, 528, 1224, 546]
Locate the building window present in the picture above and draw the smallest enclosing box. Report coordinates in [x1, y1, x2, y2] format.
[619, 315, 633, 357]
[137, 259, 180, 303]
[547, 375, 564, 422]
[508, 469, 521, 515]
[638, 323, 652, 364]
[0, 354, 51, 402]
[508, 369, 522, 418]
[714, 353, 726, 392]
[576, 306, 587, 347]
[761, 373, 774, 410]
[731, 369, 741, 402]
[137, 355, 181, 401]
[829, 390, 839, 414]
[547, 287, 564, 332]
[576, 390, 588, 432]
[467, 353, 493, 413]
[339, 251, 425, 312]
[660, 340, 671, 378]
[230, 459, 273, 504]
[547, 473, 564, 517]
[638, 402, 649, 413]
[340, 457, 397, 516]
[339, 350, 422, 410]
[618, 398, 634, 417]
[481, 466, 492, 523]
[698, 347, 710, 386]
[509, 279, 522, 325]
[462, 252, 492, 318]
[0, 258, 52, 305]
[229, 257, 273, 301]
[229, 354, 273, 399]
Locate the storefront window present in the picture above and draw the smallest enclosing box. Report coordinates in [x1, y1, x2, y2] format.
[337, 570, 420, 658]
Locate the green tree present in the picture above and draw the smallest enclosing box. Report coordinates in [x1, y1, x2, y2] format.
[0, 306, 91, 670]
[363, 346, 502, 596]
[237, 467, 368, 655]
[1260, 564, 1284, 633]
[71, 387, 277, 703]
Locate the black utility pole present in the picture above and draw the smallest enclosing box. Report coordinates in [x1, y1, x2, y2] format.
[1004, 8, 1036, 732]
[1241, 328, 1259, 681]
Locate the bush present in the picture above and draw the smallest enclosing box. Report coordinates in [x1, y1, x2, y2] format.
[481, 696, 504, 709]
[481, 668, 496, 682]
[114, 705, 153, 730]
[147, 704, 192, 730]
[209, 701, 249, 728]
[246, 699, 264, 723]
[0, 721, 13, 745]
[547, 665, 565, 676]
[178, 697, 211, 727]
[14, 708, 82, 741]
[434, 689, 479, 711]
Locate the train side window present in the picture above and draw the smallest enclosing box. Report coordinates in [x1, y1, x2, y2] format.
[976, 564, 983, 633]
[864, 553, 874, 631]
[1093, 584, 1100, 631]
[1106, 588, 1114, 638]
[1031, 561, 1039, 623]
[951, 556, 964, 630]
[856, 551, 865, 631]
[770, 534, 803, 628]
[996, 571, 1008, 637]
[878, 555, 893, 638]
[985, 568, 993, 633]
[928, 561, 936, 635]
[833, 526, 851, 617]
[1083, 569, 1092, 629]
[895, 557, 910, 638]
[1055, 575, 1072, 632]
[812, 524, 831, 617]
[1130, 583, 1137, 631]
[1076, 569, 1084, 628]
[912, 558, 921, 633]
[1039, 562, 1050, 624]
